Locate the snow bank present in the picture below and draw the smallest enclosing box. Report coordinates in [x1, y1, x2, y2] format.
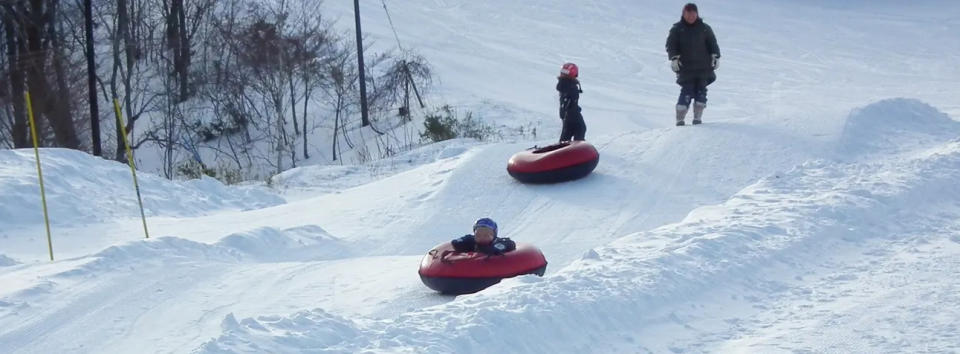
[269, 139, 477, 199]
[201, 311, 368, 353]
[0, 149, 285, 227]
[838, 98, 960, 160]
[0, 236, 244, 325]
[68, 225, 354, 275]
[52, 237, 244, 279]
[1, 224, 353, 304]
[198, 136, 960, 352]
[215, 225, 352, 262]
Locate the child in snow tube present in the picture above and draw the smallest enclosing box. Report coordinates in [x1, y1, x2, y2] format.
[445, 217, 516, 257]
[419, 218, 547, 294]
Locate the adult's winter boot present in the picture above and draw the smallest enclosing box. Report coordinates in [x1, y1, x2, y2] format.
[676, 104, 688, 126]
[693, 102, 706, 125]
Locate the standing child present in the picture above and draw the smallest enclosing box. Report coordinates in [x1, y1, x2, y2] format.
[557, 63, 586, 142]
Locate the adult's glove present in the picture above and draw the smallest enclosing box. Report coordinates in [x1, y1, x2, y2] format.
[670, 56, 681, 73]
[711, 54, 720, 70]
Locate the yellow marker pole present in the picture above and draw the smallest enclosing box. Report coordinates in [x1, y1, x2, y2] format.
[113, 98, 150, 239]
[25, 92, 55, 261]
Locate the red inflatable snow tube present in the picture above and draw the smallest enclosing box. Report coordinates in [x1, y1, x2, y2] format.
[507, 141, 599, 183]
[419, 242, 547, 294]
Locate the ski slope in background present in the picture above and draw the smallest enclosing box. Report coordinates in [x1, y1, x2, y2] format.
[2, 0, 960, 352]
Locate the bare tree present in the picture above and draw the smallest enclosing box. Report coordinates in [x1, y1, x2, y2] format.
[288, 1, 337, 161]
[0, 1, 29, 148]
[50, 0, 88, 148]
[213, 1, 339, 173]
[365, 53, 432, 157]
[1, 4, 29, 148]
[2, 0, 435, 183]
[100, 0, 166, 161]
[323, 45, 357, 162]
[14, 0, 81, 149]
[163, 0, 186, 101]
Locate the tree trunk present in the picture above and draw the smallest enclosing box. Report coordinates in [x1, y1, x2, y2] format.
[289, 72, 299, 135]
[166, 0, 188, 102]
[332, 96, 340, 161]
[164, 81, 176, 179]
[166, 0, 189, 101]
[111, 0, 125, 161]
[24, 0, 54, 146]
[275, 114, 283, 173]
[120, 0, 137, 162]
[272, 90, 291, 172]
[3, 7, 28, 148]
[176, 0, 188, 100]
[84, 0, 100, 156]
[302, 76, 309, 159]
[47, 0, 80, 149]
[353, 0, 369, 127]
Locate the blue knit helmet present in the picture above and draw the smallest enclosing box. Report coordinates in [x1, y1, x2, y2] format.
[473, 218, 498, 237]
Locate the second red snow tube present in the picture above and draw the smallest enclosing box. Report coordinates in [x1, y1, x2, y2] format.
[507, 141, 599, 183]
[419, 242, 547, 295]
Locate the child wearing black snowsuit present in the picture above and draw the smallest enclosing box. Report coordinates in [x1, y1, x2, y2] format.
[557, 63, 586, 142]
[446, 218, 516, 256]
[450, 234, 516, 255]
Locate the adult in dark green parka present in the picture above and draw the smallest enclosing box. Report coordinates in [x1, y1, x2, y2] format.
[666, 3, 721, 126]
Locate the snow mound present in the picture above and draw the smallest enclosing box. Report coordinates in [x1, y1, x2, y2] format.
[215, 225, 353, 262]
[0, 148, 285, 227]
[0, 254, 17, 267]
[0, 226, 354, 305]
[43, 224, 352, 280]
[200, 311, 366, 353]
[838, 98, 960, 159]
[69, 225, 353, 276]
[199, 139, 960, 352]
[55, 237, 244, 278]
[0, 237, 245, 304]
[270, 139, 477, 199]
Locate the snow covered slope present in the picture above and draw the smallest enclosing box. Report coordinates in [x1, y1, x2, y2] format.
[0, 149, 284, 227]
[2, 0, 960, 353]
[0, 148, 284, 260]
[199, 132, 960, 353]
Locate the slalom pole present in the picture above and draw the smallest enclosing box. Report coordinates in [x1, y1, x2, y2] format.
[113, 98, 150, 239]
[25, 92, 55, 261]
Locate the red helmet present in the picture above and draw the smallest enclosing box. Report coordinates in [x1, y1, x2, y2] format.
[560, 62, 579, 78]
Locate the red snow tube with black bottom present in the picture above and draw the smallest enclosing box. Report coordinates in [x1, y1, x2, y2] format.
[419, 242, 547, 295]
[507, 141, 599, 184]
